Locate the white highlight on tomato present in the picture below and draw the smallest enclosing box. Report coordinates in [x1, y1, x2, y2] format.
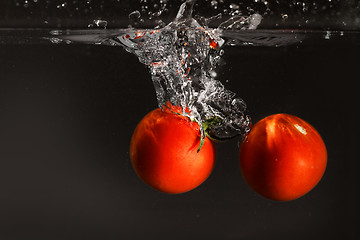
[294, 124, 307, 135]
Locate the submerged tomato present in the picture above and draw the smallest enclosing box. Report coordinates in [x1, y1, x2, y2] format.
[239, 114, 327, 201]
[130, 108, 215, 194]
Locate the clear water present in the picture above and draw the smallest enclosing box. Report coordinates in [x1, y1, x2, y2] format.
[0, 1, 359, 239]
[0, 28, 358, 45]
[0, 26, 358, 240]
[7, 0, 352, 146]
[43, 1, 262, 144]
[1, 27, 358, 143]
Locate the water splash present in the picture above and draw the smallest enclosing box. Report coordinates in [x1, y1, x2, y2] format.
[115, 0, 261, 144]
[25, 0, 357, 148]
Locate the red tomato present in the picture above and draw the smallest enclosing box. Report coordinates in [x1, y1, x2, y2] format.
[130, 107, 216, 194]
[239, 114, 327, 201]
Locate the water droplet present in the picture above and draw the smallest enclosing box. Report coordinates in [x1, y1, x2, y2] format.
[129, 10, 141, 20]
[211, 0, 218, 9]
[281, 14, 288, 19]
[93, 19, 108, 29]
[249, 14, 262, 29]
[229, 3, 239, 10]
[155, 19, 166, 29]
[49, 38, 63, 44]
[57, 2, 67, 9]
[324, 31, 331, 40]
[209, 70, 217, 78]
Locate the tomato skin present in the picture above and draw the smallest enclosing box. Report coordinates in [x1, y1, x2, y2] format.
[130, 108, 215, 194]
[239, 114, 327, 201]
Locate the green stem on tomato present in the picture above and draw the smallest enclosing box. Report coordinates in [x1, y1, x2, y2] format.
[163, 105, 221, 153]
[197, 116, 222, 153]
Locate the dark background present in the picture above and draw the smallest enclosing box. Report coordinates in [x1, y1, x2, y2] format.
[0, 34, 358, 239]
[0, 0, 359, 30]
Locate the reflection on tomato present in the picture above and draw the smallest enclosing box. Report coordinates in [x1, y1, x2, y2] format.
[130, 107, 215, 194]
[239, 114, 327, 201]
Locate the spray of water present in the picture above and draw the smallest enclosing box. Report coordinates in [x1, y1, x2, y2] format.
[43, 0, 353, 150]
[114, 0, 262, 149]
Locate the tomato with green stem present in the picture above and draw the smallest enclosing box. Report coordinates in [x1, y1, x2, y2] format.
[130, 106, 216, 194]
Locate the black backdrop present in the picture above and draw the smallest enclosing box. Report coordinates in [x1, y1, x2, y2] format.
[0, 35, 358, 239]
